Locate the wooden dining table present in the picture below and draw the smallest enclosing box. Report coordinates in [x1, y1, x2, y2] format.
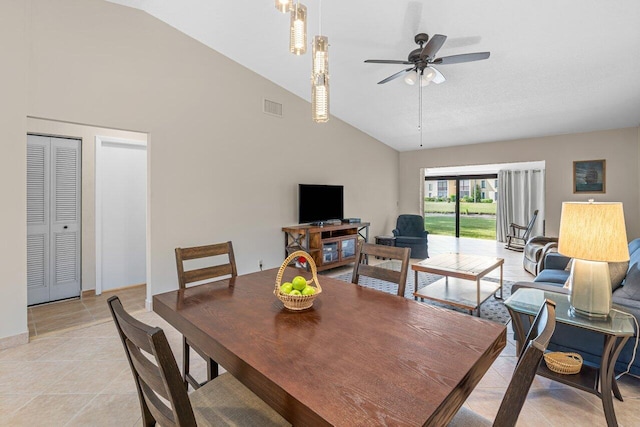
[153, 268, 506, 426]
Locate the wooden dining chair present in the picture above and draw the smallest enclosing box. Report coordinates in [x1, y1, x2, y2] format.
[448, 299, 557, 427]
[351, 242, 411, 297]
[107, 296, 290, 427]
[175, 241, 237, 390]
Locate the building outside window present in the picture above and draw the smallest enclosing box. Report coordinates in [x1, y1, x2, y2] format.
[437, 180, 447, 198]
[460, 180, 470, 197]
[481, 180, 486, 189]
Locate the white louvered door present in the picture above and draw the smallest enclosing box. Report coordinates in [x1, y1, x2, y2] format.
[27, 135, 81, 305]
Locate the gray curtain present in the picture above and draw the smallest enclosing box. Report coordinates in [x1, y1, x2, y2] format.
[496, 169, 545, 242]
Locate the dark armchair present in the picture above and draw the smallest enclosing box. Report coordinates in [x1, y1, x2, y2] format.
[392, 214, 429, 259]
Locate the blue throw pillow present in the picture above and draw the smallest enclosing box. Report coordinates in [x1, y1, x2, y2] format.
[618, 262, 640, 300]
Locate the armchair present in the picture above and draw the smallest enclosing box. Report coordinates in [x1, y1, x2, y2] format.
[392, 214, 429, 259]
[523, 236, 558, 276]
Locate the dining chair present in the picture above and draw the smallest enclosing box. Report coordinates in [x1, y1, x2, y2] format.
[175, 241, 237, 390]
[505, 209, 539, 252]
[107, 296, 290, 427]
[448, 299, 557, 427]
[351, 242, 411, 297]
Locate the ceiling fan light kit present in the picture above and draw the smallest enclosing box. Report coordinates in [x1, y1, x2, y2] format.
[289, 2, 307, 55]
[275, 0, 293, 13]
[365, 32, 490, 146]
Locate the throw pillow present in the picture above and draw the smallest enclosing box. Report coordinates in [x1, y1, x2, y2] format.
[609, 261, 629, 291]
[618, 262, 640, 300]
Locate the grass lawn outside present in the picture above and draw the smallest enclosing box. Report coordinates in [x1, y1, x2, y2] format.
[425, 201, 497, 215]
[424, 201, 497, 240]
[425, 215, 497, 240]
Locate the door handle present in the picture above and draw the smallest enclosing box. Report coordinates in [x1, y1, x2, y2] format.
[63, 226, 68, 229]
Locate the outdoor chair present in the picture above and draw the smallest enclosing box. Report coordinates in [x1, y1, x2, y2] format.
[175, 241, 237, 390]
[351, 242, 411, 297]
[505, 210, 539, 252]
[392, 214, 429, 259]
[448, 299, 557, 426]
[107, 296, 290, 427]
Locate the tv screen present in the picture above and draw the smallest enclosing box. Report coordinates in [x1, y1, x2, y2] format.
[298, 184, 344, 224]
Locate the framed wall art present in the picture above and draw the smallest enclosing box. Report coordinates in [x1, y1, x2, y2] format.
[573, 159, 605, 193]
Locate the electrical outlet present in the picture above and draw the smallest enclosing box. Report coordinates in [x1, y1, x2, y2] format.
[259, 259, 263, 270]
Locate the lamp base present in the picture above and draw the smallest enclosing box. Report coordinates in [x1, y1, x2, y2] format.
[567, 259, 612, 318]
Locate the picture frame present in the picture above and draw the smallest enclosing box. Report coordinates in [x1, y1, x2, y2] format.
[573, 159, 606, 193]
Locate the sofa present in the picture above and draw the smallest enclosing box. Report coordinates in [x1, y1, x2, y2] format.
[512, 238, 640, 375]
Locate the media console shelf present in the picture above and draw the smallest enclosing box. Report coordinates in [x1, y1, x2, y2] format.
[282, 222, 370, 271]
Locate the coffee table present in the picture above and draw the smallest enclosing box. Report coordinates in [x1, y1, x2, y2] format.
[412, 253, 504, 317]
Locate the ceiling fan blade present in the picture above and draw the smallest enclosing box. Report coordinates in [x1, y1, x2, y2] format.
[420, 34, 447, 59]
[365, 59, 413, 65]
[433, 52, 490, 65]
[430, 67, 446, 84]
[377, 67, 414, 84]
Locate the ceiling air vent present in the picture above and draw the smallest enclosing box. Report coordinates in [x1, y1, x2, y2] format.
[263, 98, 283, 118]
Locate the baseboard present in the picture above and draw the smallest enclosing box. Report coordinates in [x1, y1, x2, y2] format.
[81, 289, 95, 298]
[0, 332, 29, 350]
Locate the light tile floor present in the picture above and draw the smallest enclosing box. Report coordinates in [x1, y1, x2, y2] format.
[1, 235, 638, 426]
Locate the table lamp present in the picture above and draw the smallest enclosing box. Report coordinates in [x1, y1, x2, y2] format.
[558, 201, 628, 318]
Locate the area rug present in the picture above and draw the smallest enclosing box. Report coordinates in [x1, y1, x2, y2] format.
[332, 260, 513, 325]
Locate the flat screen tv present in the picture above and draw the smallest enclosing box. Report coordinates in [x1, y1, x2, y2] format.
[298, 184, 344, 224]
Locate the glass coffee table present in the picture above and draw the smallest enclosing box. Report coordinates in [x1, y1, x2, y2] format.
[505, 288, 636, 427]
[412, 253, 504, 317]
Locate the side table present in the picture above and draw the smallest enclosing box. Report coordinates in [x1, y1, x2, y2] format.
[374, 235, 396, 259]
[505, 288, 635, 427]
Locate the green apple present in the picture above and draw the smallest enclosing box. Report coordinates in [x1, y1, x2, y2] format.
[301, 286, 315, 296]
[289, 289, 302, 296]
[292, 276, 307, 291]
[279, 282, 293, 294]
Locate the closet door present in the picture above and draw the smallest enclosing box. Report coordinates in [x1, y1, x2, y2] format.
[27, 135, 81, 305]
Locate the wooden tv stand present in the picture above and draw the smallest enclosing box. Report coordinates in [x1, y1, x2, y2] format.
[282, 222, 370, 271]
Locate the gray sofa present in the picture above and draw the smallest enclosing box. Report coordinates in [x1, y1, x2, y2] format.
[512, 238, 640, 375]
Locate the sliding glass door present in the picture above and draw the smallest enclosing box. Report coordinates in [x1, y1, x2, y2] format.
[424, 174, 497, 239]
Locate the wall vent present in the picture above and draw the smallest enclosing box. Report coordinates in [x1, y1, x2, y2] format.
[263, 98, 283, 118]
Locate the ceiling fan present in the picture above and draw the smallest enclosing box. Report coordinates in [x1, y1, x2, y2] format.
[364, 33, 490, 85]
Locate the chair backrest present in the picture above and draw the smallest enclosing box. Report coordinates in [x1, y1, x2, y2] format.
[493, 299, 556, 426]
[395, 214, 425, 237]
[107, 296, 197, 427]
[522, 210, 539, 240]
[175, 241, 237, 289]
[351, 242, 411, 297]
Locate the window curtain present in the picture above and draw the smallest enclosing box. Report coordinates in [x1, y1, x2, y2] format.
[496, 169, 545, 243]
[419, 168, 426, 218]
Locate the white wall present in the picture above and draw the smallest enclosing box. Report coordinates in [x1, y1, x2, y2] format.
[0, 1, 28, 347]
[399, 127, 640, 239]
[0, 0, 399, 344]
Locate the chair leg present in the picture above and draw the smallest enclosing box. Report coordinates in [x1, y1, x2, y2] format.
[207, 357, 219, 381]
[182, 336, 192, 390]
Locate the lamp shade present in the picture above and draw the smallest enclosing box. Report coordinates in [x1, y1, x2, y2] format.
[558, 202, 629, 262]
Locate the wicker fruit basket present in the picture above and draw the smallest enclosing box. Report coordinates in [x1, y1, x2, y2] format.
[543, 351, 583, 375]
[274, 250, 322, 311]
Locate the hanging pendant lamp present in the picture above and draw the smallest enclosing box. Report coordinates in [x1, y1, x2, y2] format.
[289, 2, 307, 55]
[312, 35, 329, 122]
[275, 0, 293, 13]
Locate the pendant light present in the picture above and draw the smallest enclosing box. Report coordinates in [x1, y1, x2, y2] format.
[311, 0, 329, 122]
[275, 0, 293, 13]
[290, 2, 307, 55]
[312, 35, 329, 122]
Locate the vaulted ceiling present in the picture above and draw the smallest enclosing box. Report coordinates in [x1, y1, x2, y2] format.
[107, 0, 640, 152]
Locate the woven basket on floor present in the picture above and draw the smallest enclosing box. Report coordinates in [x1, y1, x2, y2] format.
[274, 250, 322, 311]
[544, 351, 583, 375]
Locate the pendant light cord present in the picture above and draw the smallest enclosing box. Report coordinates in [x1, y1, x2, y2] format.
[319, 0, 322, 35]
